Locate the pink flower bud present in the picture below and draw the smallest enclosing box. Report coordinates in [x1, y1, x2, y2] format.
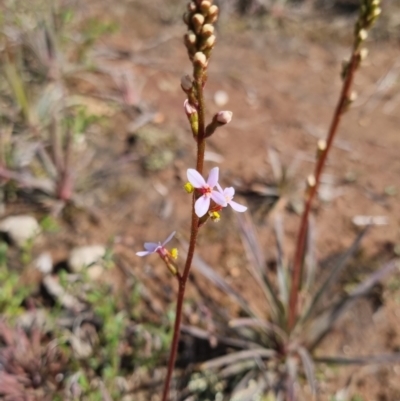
[216, 111, 232, 124]
[187, 2, 197, 12]
[181, 75, 193, 91]
[184, 99, 197, 115]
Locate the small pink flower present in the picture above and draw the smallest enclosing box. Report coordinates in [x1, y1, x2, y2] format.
[136, 231, 175, 257]
[187, 167, 227, 217]
[217, 184, 247, 212]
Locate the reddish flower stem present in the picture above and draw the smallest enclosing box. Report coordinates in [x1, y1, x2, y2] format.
[287, 50, 360, 331]
[161, 76, 206, 401]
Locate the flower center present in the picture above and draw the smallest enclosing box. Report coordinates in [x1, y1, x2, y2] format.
[200, 185, 212, 197]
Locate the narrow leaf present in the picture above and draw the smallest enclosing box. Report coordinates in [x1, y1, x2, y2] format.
[180, 239, 258, 318]
[298, 347, 317, 396]
[300, 227, 369, 325]
[237, 212, 283, 320]
[229, 318, 288, 342]
[181, 324, 261, 350]
[305, 259, 399, 350]
[274, 214, 289, 307]
[200, 349, 276, 370]
[315, 353, 400, 365]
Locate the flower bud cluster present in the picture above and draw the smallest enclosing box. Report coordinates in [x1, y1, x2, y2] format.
[354, 0, 381, 47]
[183, 0, 219, 64]
[341, 0, 381, 81]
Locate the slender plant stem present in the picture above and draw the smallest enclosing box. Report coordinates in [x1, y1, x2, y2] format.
[287, 50, 360, 331]
[161, 77, 206, 401]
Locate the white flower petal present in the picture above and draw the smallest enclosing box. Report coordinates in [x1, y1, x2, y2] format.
[187, 169, 206, 188]
[211, 190, 228, 206]
[224, 187, 235, 199]
[207, 167, 219, 187]
[229, 200, 247, 212]
[144, 242, 160, 252]
[216, 183, 224, 193]
[162, 231, 176, 246]
[136, 251, 151, 257]
[195, 196, 210, 217]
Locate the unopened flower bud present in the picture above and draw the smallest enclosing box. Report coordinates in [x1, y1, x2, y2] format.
[206, 5, 219, 23]
[183, 12, 190, 25]
[349, 91, 357, 102]
[201, 34, 216, 50]
[216, 110, 232, 124]
[316, 139, 326, 159]
[358, 29, 368, 41]
[166, 261, 178, 275]
[200, 0, 212, 14]
[187, 2, 197, 12]
[201, 24, 214, 38]
[193, 51, 207, 68]
[184, 31, 197, 47]
[181, 74, 193, 92]
[307, 175, 316, 188]
[184, 99, 197, 115]
[192, 13, 205, 34]
[371, 7, 381, 18]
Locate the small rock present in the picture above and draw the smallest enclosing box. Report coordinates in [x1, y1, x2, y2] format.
[34, 252, 53, 274]
[68, 245, 106, 273]
[352, 215, 388, 226]
[0, 215, 41, 246]
[43, 275, 85, 311]
[214, 90, 229, 107]
[87, 264, 105, 281]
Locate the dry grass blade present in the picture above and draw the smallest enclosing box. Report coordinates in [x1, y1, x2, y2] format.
[314, 353, 400, 365]
[200, 349, 276, 370]
[219, 360, 257, 379]
[300, 227, 369, 325]
[306, 259, 399, 350]
[236, 213, 282, 319]
[231, 374, 266, 401]
[297, 346, 317, 397]
[268, 146, 283, 182]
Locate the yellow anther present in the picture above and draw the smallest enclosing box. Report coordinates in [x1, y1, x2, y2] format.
[170, 248, 178, 260]
[184, 182, 194, 193]
[209, 211, 221, 222]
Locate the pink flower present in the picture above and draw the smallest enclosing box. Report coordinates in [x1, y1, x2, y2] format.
[217, 184, 247, 212]
[136, 231, 175, 257]
[187, 167, 227, 217]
